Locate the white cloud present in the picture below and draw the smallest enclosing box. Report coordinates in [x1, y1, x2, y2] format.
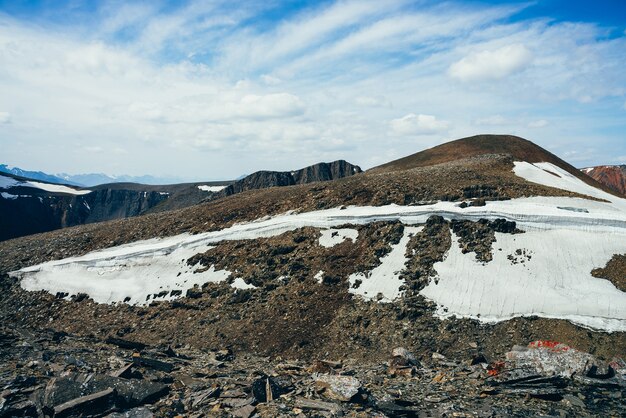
[448, 44, 533, 82]
[0, 2, 625, 178]
[528, 119, 548, 128]
[237, 93, 306, 119]
[0, 112, 10, 124]
[261, 74, 282, 85]
[475, 115, 509, 126]
[354, 95, 391, 107]
[390, 113, 449, 135]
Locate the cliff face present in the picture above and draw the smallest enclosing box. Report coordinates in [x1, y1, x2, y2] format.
[219, 160, 362, 197]
[0, 160, 362, 242]
[0, 189, 169, 241]
[582, 165, 626, 196]
[83, 189, 168, 223]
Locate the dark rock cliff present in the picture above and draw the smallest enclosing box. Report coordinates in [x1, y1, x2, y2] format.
[0, 189, 168, 242]
[217, 160, 362, 198]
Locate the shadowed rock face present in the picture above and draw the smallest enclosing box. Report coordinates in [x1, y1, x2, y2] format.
[0, 189, 169, 242]
[216, 160, 362, 197]
[582, 165, 626, 196]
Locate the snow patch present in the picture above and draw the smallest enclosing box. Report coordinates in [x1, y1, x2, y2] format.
[19, 241, 231, 305]
[0, 175, 90, 195]
[513, 161, 626, 211]
[0, 176, 19, 189]
[231, 277, 257, 290]
[421, 230, 626, 332]
[24, 181, 91, 195]
[1, 192, 18, 200]
[198, 185, 227, 193]
[319, 228, 358, 248]
[348, 227, 423, 303]
[314, 270, 324, 283]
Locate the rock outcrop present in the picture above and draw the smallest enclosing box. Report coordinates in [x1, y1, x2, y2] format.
[0, 189, 169, 241]
[215, 160, 362, 198]
[582, 165, 626, 196]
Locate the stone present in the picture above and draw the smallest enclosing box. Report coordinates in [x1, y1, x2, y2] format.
[232, 404, 256, 418]
[314, 374, 361, 402]
[54, 388, 116, 418]
[392, 347, 417, 365]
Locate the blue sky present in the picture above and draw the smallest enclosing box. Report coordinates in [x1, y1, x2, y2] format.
[0, 0, 625, 180]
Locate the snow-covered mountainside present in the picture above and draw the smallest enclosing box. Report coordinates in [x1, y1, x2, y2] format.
[2, 135, 625, 369]
[11, 159, 626, 332]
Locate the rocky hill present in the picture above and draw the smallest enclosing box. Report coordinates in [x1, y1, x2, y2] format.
[0, 135, 624, 417]
[582, 165, 626, 196]
[213, 160, 362, 199]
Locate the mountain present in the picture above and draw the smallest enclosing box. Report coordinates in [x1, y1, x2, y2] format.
[1, 135, 625, 416]
[56, 172, 184, 187]
[213, 160, 362, 199]
[0, 164, 81, 186]
[582, 165, 626, 196]
[370, 134, 616, 195]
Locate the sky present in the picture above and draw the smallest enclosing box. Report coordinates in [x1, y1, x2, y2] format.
[0, 0, 625, 181]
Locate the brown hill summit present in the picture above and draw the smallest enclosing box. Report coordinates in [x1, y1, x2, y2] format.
[369, 134, 615, 195]
[582, 165, 626, 196]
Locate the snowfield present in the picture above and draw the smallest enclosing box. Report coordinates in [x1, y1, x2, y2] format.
[349, 227, 422, 302]
[422, 230, 626, 332]
[319, 228, 359, 248]
[10, 161, 626, 332]
[0, 174, 91, 195]
[198, 185, 227, 192]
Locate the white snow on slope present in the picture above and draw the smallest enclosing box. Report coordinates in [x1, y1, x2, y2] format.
[319, 228, 359, 248]
[513, 161, 626, 211]
[348, 227, 423, 302]
[25, 181, 92, 195]
[0, 174, 91, 195]
[0, 176, 19, 189]
[198, 185, 227, 192]
[19, 240, 231, 305]
[1, 192, 18, 200]
[231, 277, 257, 290]
[421, 230, 626, 332]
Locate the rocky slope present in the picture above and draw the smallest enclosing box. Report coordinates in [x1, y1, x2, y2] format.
[1, 135, 624, 417]
[582, 165, 626, 196]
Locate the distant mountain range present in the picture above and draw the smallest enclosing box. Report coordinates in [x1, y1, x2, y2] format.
[0, 164, 182, 187]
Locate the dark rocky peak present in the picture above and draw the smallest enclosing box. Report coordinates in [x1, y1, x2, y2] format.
[217, 160, 362, 197]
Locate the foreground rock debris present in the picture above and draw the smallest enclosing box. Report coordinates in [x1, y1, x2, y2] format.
[0, 328, 623, 417]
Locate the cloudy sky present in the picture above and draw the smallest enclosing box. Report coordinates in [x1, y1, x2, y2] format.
[0, 0, 625, 180]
